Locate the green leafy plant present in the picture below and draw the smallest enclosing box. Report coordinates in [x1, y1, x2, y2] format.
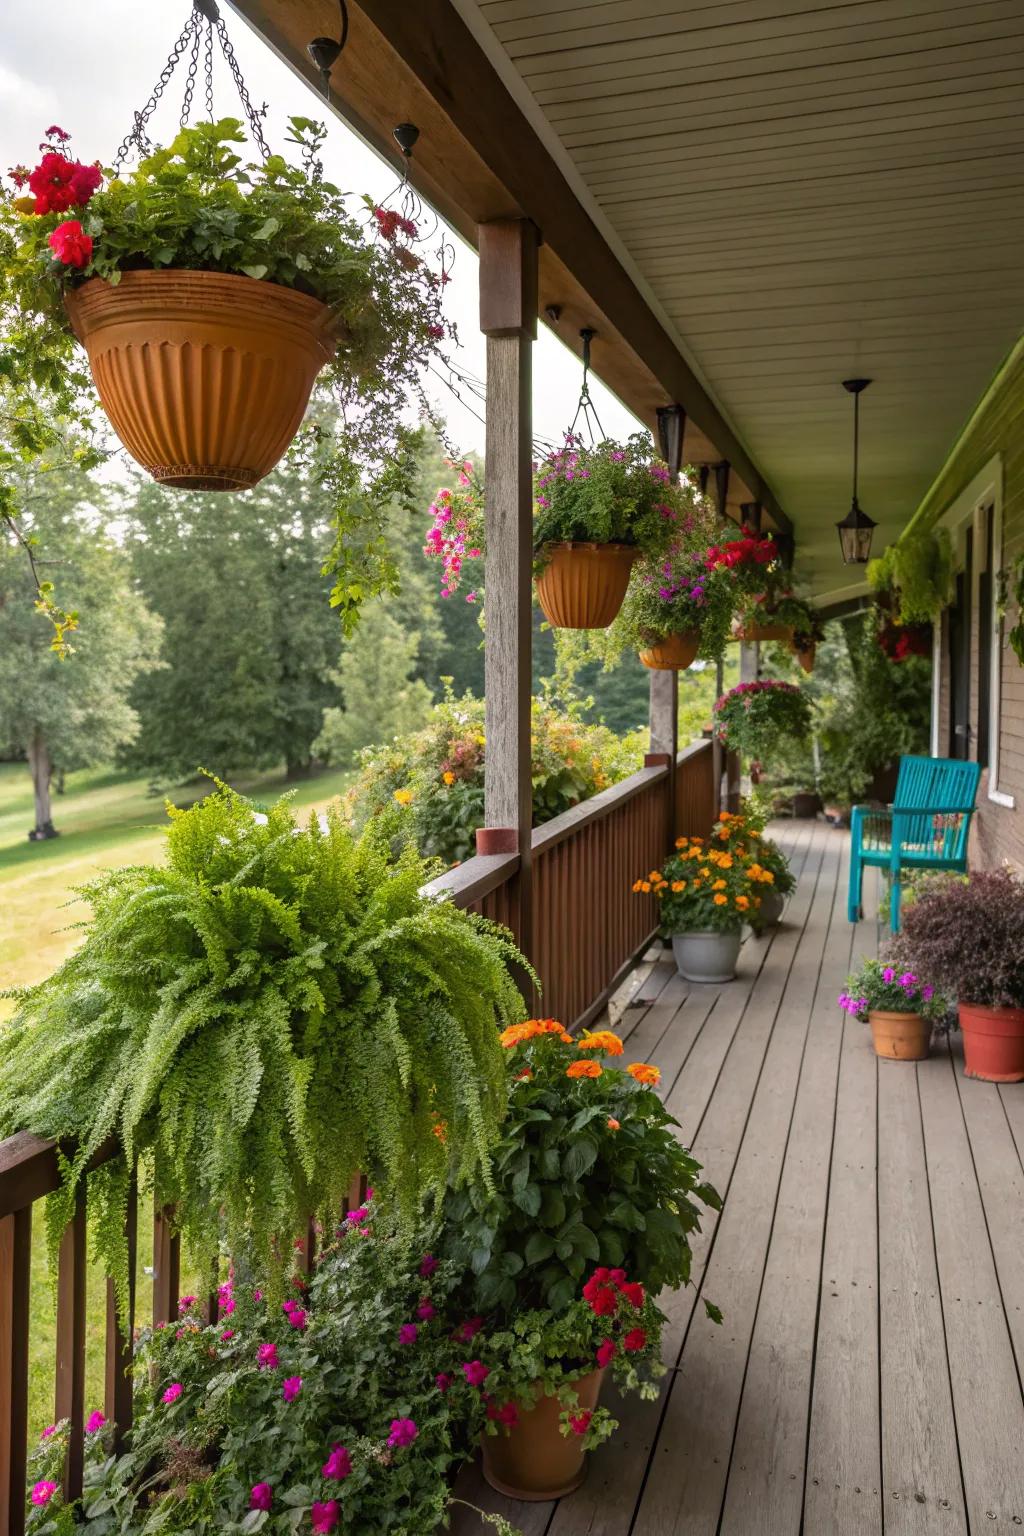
[1, 120, 452, 632]
[1007, 552, 1024, 667]
[712, 679, 811, 764]
[867, 528, 955, 623]
[25, 1212, 523, 1535]
[0, 785, 527, 1310]
[441, 1020, 721, 1314]
[346, 688, 644, 865]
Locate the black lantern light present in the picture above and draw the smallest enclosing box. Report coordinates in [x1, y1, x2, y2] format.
[836, 377, 876, 565]
[656, 404, 685, 484]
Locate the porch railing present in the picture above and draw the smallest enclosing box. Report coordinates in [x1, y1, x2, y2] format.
[0, 739, 716, 1531]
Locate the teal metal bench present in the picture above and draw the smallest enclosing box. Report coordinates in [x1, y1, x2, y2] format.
[848, 754, 981, 931]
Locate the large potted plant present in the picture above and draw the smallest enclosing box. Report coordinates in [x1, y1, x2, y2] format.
[712, 679, 811, 778]
[441, 1019, 721, 1497]
[3, 120, 447, 498]
[899, 870, 1024, 1081]
[635, 823, 777, 981]
[838, 957, 948, 1060]
[532, 435, 699, 629]
[0, 785, 528, 1303]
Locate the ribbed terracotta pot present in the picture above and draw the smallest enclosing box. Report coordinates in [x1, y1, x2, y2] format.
[639, 630, 700, 671]
[959, 1002, 1024, 1082]
[794, 642, 816, 673]
[481, 1369, 605, 1501]
[535, 543, 634, 628]
[868, 1009, 931, 1061]
[732, 621, 793, 643]
[65, 270, 335, 491]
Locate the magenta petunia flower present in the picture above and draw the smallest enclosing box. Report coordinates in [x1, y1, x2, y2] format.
[250, 1483, 273, 1511]
[220, 1328, 235, 1342]
[257, 1342, 278, 1370]
[31, 1481, 57, 1506]
[162, 1383, 183, 1404]
[311, 1500, 340, 1533]
[40, 1425, 56, 1440]
[462, 1360, 489, 1387]
[85, 1411, 106, 1434]
[388, 1418, 419, 1448]
[282, 1376, 303, 1403]
[419, 1254, 439, 1278]
[398, 1323, 418, 1345]
[435, 1372, 453, 1392]
[416, 1299, 436, 1321]
[287, 1307, 308, 1332]
[321, 1443, 352, 1481]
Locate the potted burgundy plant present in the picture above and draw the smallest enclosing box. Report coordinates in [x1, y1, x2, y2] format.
[900, 870, 1024, 1081]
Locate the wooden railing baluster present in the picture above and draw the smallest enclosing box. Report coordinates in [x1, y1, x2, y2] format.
[104, 1169, 137, 1452]
[152, 1207, 180, 1329]
[55, 1185, 87, 1500]
[0, 1207, 32, 1536]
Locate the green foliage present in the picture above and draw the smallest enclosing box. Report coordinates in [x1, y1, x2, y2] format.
[441, 1023, 720, 1315]
[712, 680, 812, 764]
[2, 119, 451, 632]
[638, 810, 785, 935]
[867, 528, 955, 622]
[611, 553, 735, 660]
[346, 688, 644, 866]
[314, 608, 433, 769]
[0, 786, 527, 1301]
[1008, 553, 1024, 668]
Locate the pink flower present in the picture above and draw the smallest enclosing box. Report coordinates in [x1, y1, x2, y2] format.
[162, 1383, 183, 1404]
[178, 1295, 197, 1313]
[486, 1400, 519, 1428]
[462, 1360, 490, 1387]
[398, 1323, 418, 1345]
[250, 1483, 273, 1512]
[435, 1372, 453, 1392]
[455, 1316, 483, 1342]
[85, 1410, 106, 1434]
[311, 1499, 340, 1533]
[257, 1342, 279, 1370]
[346, 1207, 369, 1226]
[427, 323, 445, 339]
[282, 1376, 303, 1403]
[569, 1409, 593, 1435]
[31, 1481, 57, 1506]
[416, 1299, 436, 1321]
[623, 1328, 647, 1353]
[220, 1328, 235, 1342]
[40, 1425, 56, 1440]
[595, 1338, 617, 1369]
[321, 1443, 352, 1481]
[287, 1307, 308, 1332]
[388, 1418, 419, 1448]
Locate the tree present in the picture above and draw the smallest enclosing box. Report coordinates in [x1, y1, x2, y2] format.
[0, 465, 161, 838]
[314, 606, 433, 766]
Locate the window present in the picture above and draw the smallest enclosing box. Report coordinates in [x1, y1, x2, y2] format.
[977, 506, 994, 771]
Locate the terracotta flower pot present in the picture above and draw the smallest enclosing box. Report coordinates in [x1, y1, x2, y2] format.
[868, 1010, 931, 1061]
[639, 630, 700, 671]
[535, 543, 635, 628]
[794, 642, 816, 673]
[959, 1002, 1024, 1082]
[480, 1368, 605, 1500]
[65, 270, 335, 491]
[731, 621, 793, 644]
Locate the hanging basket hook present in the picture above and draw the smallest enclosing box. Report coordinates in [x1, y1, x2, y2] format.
[307, 0, 350, 97]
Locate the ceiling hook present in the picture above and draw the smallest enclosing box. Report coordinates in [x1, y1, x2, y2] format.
[307, 0, 349, 95]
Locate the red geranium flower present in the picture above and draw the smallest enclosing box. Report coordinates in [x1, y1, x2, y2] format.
[48, 219, 92, 268]
[623, 1328, 647, 1353]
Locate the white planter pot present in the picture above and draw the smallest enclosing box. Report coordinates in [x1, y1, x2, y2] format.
[671, 929, 742, 983]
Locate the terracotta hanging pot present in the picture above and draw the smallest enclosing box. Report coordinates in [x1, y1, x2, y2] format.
[639, 630, 700, 671]
[480, 1369, 605, 1500]
[868, 1009, 931, 1061]
[65, 270, 336, 492]
[535, 543, 635, 628]
[731, 620, 793, 644]
[959, 1002, 1024, 1082]
[793, 641, 816, 673]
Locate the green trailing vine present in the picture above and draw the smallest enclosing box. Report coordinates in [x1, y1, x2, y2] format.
[867, 527, 955, 622]
[1006, 552, 1024, 667]
[0, 785, 529, 1311]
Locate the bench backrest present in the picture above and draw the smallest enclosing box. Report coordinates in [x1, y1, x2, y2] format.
[893, 755, 981, 857]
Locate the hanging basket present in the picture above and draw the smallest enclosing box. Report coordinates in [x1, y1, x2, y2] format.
[65, 270, 336, 491]
[731, 620, 793, 644]
[793, 641, 816, 673]
[639, 630, 700, 671]
[535, 542, 634, 629]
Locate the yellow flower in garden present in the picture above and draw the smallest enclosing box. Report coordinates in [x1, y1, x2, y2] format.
[579, 1030, 624, 1056]
[671, 880, 686, 893]
[700, 866, 711, 878]
[627, 1062, 661, 1086]
[393, 788, 413, 806]
[442, 770, 455, 785]
[712, 879, 727, 891]
[567, 1059, 602, 1079]
[718, 854, 733, 869]
[713, 893, 728, 905]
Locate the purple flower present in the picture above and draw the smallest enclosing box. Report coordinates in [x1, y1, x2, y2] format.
[85, 1411, 106, 1434]
[40, 1425, 56, 1441]
[250, 1483, 273, 1512]
[178, 1295, 197, 1313]
[398, 1323, 419, 1345]
[31, 1481, 57, 1507]
[311, 1500, 340, 1533]
[162, 1383, 183, 1404]
[322, 1443, 352, 1481]
[882, 967, 895, 983]
[257, 1342, 278, 1370]
[388, 1418, 419, 1448]
[922, 985, 934, 1001]
[282, 1375, 303, 1403]
[346, 1207, 369, 1225]
[435, 1372, 453, 1392]
[286, 1307, 307, 1332]
[417, 1299, 436, 1321]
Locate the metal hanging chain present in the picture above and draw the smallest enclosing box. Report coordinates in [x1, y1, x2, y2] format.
[566, 328, 607, 447]
[112, 0, 271, 172]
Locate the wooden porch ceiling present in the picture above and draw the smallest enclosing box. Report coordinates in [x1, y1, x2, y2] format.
[230, 0, 1024, 598]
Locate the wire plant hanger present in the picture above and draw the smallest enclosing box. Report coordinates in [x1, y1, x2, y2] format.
[565, 328, 607, 447]
[111, 0, 271, 172]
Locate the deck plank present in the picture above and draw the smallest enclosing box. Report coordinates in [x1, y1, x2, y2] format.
[918, 1046, 1024, 1528]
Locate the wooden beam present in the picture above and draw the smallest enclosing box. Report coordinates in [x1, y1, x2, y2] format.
[226, 0, 789, 537]
[477, 219, 537, 958]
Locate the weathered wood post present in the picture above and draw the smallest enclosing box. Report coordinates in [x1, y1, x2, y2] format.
[476, 219, 539, 958]
[647, 406, 686, 847]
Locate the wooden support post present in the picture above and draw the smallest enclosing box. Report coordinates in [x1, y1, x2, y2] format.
[477, 218, 538, 958]
[0, 1208, 31, 1536]
[715, 461, 731, 524]
[55, 1186, 87, 1500]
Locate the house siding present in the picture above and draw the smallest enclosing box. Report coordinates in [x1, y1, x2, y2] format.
[914, 341, 1024, 871]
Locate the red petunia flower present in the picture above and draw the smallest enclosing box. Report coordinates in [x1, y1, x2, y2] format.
[48, 219, 92, 268]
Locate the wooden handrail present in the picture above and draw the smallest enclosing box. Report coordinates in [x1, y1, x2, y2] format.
[531, 762, 670, 855]
[420, 849, 520, 910]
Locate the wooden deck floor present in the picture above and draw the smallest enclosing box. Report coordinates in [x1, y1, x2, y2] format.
[453, 819, 1024, 1535]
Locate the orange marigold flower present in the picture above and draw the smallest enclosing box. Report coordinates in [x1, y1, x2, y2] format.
[579, 1029, 624, 1056]
[674, 837, 688, 850]
[607, 1117, 621, 1131]
[639, 881, 652, 893]
[671, 880, 685, 893]
[627, 1062, 660, 1086]
[631, 880, 644, 893]
[442, 770, 455, 785]
[499, 1021, 538, 1048]
[647, 870, 661, 882]
[712, 879, 727, 891]
[735, 896, 750, 910]
[433, 1121, 447, 1142]
[700, 867, 711, 878]
[713, 893, 728, 906]
[567, 1059, 602, 1079]
[719, 854, 733, 869]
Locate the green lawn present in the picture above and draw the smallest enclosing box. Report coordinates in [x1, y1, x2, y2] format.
[0, 759, 352, 1437]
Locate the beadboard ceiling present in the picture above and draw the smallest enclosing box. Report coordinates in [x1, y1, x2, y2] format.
[453, 0, 1024, 598]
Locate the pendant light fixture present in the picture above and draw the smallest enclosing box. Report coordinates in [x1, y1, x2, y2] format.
[835, 377, 876, 565]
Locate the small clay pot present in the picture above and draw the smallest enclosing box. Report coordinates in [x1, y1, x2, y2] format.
[66, 269, 335, 491]
[639, 630, 700, 671]
[868, 1010, 931, 1061]
[794, 642, 816, 673]
[731, 621, 793, 644]
[959, 1002, 1024, 1082]
[480, 1368, 605, 1500]
[535, 543, 634, 628]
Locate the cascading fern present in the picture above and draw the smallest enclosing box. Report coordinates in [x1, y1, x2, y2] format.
[0, 785, 527, 1306]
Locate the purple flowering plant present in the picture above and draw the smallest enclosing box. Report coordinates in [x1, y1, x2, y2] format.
[838, 956, 948, 1023]
[615, 549, 736, 659]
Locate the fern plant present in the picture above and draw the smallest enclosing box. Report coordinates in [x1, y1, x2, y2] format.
[867, 527, 954, 622]
[0, 786, 527, 1310]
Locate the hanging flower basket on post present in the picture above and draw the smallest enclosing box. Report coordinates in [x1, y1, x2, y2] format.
[535, 541, 636, 629]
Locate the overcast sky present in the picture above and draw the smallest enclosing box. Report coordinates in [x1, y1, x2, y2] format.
[0, 0, 641, 458]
